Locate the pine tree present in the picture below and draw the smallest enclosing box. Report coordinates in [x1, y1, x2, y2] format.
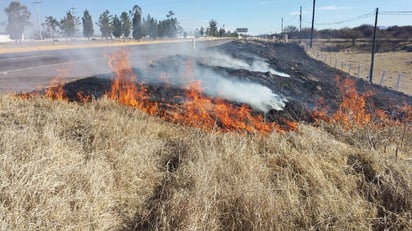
[112, 15, 122, 38]
[45, 16, 60, 44]
[97, 10, 112, 40]
[120, 12, 131, 40]
[82, 10, 94, 40]
[60, 11, 80, 39]
[207, 20, 218, 37]
[131, 5, 143, 40]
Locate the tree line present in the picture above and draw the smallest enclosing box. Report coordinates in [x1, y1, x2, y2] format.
[279, 24, 412, 45]
[3, 1, 183, 42]
[3, 1, 240, 43]
[193, 19, 239, 38]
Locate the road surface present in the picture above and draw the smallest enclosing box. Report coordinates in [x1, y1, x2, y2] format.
[0, 39, 231, 94]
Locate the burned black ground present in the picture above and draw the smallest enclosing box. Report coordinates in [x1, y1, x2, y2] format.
[20, 40, 412, 126]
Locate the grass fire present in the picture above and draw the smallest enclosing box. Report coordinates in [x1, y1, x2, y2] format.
[2, 40, 412, 230]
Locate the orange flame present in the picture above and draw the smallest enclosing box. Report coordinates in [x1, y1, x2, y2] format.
[105, 48, 296, 134]
[311, 76, 412, 129]
[16, 68, 68, 100]
[44, 68, 69, 101]
[332, 76, 372, 128]
[105, 48, 158, 115]
[400, 103, 412, 123]
[77, 91, 91, 103]
[311, 96, 332, 124]
[159, 72, 171, 88]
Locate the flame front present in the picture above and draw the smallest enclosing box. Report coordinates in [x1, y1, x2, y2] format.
[15, 48, 410, 134]
[311, 76, 412, 128]
[17, 68, 68, 100]
[106, 48, 158, 115]
[333, 76, 372, 128]
[105, 48, 295, 134]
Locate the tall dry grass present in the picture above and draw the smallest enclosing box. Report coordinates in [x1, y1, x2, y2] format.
[1, 95, 411, 230]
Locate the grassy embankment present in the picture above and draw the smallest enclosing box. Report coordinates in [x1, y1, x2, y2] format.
[0, 95, 411, 230]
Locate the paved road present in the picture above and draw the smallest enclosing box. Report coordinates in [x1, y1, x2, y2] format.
[0, 39, 231, 94]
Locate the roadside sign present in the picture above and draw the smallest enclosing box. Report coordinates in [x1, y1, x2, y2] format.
[236, 28, 248, 33]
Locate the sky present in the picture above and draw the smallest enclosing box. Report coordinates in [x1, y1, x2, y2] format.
[0, 0, 411, 35]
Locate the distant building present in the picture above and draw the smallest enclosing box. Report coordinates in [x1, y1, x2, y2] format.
[0, 32, 13, 43]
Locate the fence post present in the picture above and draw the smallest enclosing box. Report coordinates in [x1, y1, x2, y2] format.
[341, 60, 345, 70]
[348, 63, 352, 74]
[335, 58, 338, 68]
[396, 73, 402, 90]
[380, 70, 386, 85]
[357, 64, 361, 78]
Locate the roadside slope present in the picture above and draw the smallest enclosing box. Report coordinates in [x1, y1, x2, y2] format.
[0, 96, 411, 230]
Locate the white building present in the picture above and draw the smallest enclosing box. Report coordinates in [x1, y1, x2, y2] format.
[0, 33, 13, 43]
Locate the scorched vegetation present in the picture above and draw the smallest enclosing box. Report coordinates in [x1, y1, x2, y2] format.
[1, 40, 411, 230]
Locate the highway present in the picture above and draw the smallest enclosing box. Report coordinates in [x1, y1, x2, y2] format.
[0, 39, 231, 94]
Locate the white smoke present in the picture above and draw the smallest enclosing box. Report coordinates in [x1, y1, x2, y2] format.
[100, 48, 288, 113]
[198, 51, 290, 77]
[138, 52, 288, 112]
[191, 66, 286, 112]
[249, 59, 291, 77]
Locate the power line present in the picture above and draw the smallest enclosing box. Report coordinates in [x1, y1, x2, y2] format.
[284, 14, 299, 24]
[379, 11, 412, 15]
[315, 12, 374, 26]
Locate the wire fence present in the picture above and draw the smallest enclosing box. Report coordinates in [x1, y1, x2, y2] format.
[305, 48, 411, 94]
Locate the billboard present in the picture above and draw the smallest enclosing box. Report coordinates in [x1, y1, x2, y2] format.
[236, 28, 248, 33]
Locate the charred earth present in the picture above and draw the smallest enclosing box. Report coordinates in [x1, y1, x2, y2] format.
[19, 39, 412, 132]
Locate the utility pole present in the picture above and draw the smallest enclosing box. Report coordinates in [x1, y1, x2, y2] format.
[310, 0, 316, 48]
[32, 1, 42, 40]
[369, 8, 379, 83]
[299, 6, 302, 32]
[281, 17, 283, 33]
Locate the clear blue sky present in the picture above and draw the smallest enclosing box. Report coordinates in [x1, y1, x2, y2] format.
[1, 0, 411, 35]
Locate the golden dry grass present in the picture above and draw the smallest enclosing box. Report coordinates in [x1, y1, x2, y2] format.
[307, 41, 412, 96]
[0, 95, 411, 230]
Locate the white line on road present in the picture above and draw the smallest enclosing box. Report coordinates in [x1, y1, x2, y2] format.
[0, 54, 52, 61]
[3, 57, 102, 74]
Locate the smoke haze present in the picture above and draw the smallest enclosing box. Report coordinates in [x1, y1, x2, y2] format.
[139, 51, 288, 112]
[197, 51, 290, 77]
[93, 42, 289, 112]
[195, 67, 286, 112]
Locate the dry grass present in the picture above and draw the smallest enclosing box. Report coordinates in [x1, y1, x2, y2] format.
[307, 40, 412, 96]
[1, 95, 411, 230]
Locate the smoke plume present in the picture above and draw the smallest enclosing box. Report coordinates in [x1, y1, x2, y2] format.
[99, 48, 288, 113]
[193, 67, 286, 112]
[197, 51, 290, 77]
